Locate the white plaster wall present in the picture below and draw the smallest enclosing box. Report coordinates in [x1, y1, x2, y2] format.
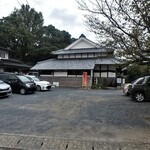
[58, 55, 63, 59]
[0, 51, 8, 59]
[72, 41, 95, 49]
[94, 72, 100, 77]
[63, 55, 69, 58]
[101, 72, 107, 77]
[70, 54, 75, 58]
[88, 53, 94, 58]
[5, 53, 9, 59]
[54, 71, 67, 77]
[76, 54, 81, 58]
[82, 53, 87, 58]
[68, 75, 76, 77]
[108, 72, 116, 77]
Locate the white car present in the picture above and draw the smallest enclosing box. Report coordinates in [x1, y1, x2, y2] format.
[25, 75, 51, 91]
[0, 80, 12, 97]
[122, 83, 132, 96]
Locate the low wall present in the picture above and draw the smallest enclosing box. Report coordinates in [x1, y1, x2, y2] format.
[40, 76, 117, 88]
[40, 76, 92, 88]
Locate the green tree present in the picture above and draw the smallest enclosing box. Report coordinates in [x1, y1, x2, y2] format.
[25, 25, 74, 64]
[0, 4, 75, 65]
[0, 4, 44, 62]
[77, 0, 150, 64]
[126, 64, 150, 82]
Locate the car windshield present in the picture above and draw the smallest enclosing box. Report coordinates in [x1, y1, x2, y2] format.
[17, 76, 31, 83]
[33, 77, 40, 81]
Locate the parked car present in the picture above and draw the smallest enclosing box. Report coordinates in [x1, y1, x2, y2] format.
[25, 75, 51, 91]
[122, 83, 132, 96]
[0, 80, 12, 97]
[129, 76, 150, 102]
[122, 77, 144, 96]
[0, 73, 36, 95]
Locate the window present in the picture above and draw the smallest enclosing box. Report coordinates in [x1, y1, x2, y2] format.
[77, 70, 90, 75]
[101, 65, 107, 71]
[68, 70, 90, 76]
[68, 70, 76, 75]
[40, 70, 53, 75]
[0, 52, 5, 58]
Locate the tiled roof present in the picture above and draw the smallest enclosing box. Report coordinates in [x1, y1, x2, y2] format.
[31, 58, 121, 70]
[0, 59, 31, 69]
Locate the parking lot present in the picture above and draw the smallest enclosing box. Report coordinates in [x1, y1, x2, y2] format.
[0, 88, 149, 149]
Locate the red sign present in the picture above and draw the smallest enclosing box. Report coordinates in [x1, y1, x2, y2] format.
[82, 72, 87, 87]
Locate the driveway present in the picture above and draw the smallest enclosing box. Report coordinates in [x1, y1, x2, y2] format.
[0, 88, 149, 146]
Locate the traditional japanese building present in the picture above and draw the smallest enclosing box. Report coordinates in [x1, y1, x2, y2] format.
[31, 35, 121, 87]
[0, 47, 30, 72]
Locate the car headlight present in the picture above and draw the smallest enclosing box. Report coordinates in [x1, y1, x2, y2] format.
[26, 84, 31, 87]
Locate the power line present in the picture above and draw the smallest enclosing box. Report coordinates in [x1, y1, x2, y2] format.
[26, 0, 30, 6]
[17, 0, 30, 6]
[17, 0, 21, 6]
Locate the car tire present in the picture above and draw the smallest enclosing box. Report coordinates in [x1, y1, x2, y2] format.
[134, 92, 145, 102]
[36, 85, 41, 91]
[20, 88, 26, 95]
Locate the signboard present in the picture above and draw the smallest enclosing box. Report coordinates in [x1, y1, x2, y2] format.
[82, 72, 87, 87]
[117, 78, 122, 84]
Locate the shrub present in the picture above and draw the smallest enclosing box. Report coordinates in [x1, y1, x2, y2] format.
[126, 64, 150, 82]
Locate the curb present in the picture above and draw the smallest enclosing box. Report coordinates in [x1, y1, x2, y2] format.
[0, 134, 149, 150]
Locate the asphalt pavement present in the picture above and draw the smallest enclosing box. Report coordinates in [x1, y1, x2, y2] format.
[0, 88, 149, 149]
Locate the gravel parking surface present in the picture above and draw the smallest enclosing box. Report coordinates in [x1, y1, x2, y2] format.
[0, 88, 149, 144]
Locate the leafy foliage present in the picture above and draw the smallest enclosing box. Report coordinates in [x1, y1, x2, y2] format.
[126, 64, 150, 82]
[0, 4, 74, 65]
[77, 0, 150, 64]
[0, 5, 44, 62]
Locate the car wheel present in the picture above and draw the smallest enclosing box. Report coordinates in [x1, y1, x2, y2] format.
[36, 85, 41, 91]
[20, 88, 26, 95]
[134, 92, 145, 102]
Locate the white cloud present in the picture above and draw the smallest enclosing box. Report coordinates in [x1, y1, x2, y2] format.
[0, 0, 96, 41]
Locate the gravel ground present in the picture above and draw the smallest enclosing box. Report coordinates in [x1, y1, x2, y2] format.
[0, 88, 149, 143]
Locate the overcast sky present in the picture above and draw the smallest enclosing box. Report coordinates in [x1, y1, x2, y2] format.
[0, 0, 96, 41]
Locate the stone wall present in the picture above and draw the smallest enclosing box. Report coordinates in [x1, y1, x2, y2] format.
[40, 76, 117, 88]
[40, 76, 92, 88]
